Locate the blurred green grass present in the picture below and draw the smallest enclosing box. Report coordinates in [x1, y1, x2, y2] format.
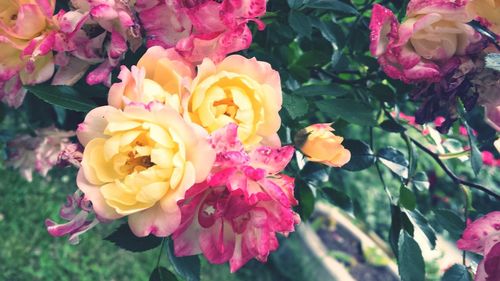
[0, 167, 292, 281]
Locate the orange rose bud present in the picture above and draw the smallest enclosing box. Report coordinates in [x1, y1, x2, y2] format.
[295, 123, 351, 167]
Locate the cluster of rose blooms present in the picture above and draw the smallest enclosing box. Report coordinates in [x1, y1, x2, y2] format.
[0, 0, 266, 108]
[1, 0, 353, 271]
[369, 0, 500, 132]
[40, 47, 351, 271]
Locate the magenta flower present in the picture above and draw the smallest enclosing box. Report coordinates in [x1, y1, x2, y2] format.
[173, 123, 300, 272]
[369, 1, 482, 84]
[136, 0, 266, 62]
[457, 211, 500, 281]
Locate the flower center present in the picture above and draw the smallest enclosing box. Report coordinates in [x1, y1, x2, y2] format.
[213, 97, 239, 119]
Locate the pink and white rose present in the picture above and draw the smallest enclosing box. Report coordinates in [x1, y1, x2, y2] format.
[173, 124, 300, 272]
[457, 211, 500, 281]
[369, 1, 482, 83]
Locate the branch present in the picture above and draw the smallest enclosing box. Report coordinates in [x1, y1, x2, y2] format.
[408, 135, 500, 200]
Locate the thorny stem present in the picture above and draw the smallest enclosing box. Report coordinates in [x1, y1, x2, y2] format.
[408, 135, 500, 200]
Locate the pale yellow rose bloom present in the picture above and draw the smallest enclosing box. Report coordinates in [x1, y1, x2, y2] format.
[76, 104, 215, 237]
[108, 46, 195, 112]
[297, 123, 351, 167]
[187, 55, 282, 147]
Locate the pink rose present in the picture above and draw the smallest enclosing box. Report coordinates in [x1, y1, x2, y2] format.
[136, 0, 266, 62]
[173, 124, 300, 272]
[457, 211, 500, 281]
[369, 1, 482, 83]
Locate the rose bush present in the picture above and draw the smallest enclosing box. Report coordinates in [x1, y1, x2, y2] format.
[0, 0, 498, 280]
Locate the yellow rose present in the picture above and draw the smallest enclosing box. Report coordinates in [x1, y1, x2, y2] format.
[187, 55, 282, 147]
[108, 46, 195, 112]
[467, 0, 500, 35]
[296, 123, 351, 167]
[76, 104, 215, 237]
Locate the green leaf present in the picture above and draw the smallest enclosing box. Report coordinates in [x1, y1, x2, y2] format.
[304, 0, 359, 14]
[370, 84, 395, 105]
[460, 117, 482, 176]
[296, 179, 315, 221]
[412, 172, 430, 191]
[294, 51, 330, 68]
[149, 267, 178, 281]
[25, 85, 97, 112]
[322, 187, 352, 210]
[398, 231, 425, 281]
[469, 143, 482, 177]
[167, 239, 201, 281]
[293, 85, 348, 97]
[434, 209, 465, 240]
[312, 20, 337, 44]
[380, 119, 406, 133]
[389, 205, 402, 257]
[441, 264, 472, 281]
[283, 94, 309, 120]
[105, 223, 163, 252]
[301, 162, 329, 184]
[288, 11, 312, 38]
[287, 0, 304, 9]
[399, 185, 416, 211]
[315, 99, 376, 126]
[406, 210, 437, 249]
[378, 147, 409, 178]
[341, 139, 376, 171]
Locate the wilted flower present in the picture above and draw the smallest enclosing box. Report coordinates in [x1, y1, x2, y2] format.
[473, 65, 500, 132]
[46, 190, 102, 244]
[76, 104, 215, 237]
[295, 123, 351, 167]
[51, 0, 142, 87]
[457, 211, 500, 281]
[58, 143, 84, 168]
[6, 127, 75, 181]
[136, 0, 266, 62]
[173, 124, 299, 272]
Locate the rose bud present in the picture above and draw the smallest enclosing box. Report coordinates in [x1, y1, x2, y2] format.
[295, 123, 351, 167]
